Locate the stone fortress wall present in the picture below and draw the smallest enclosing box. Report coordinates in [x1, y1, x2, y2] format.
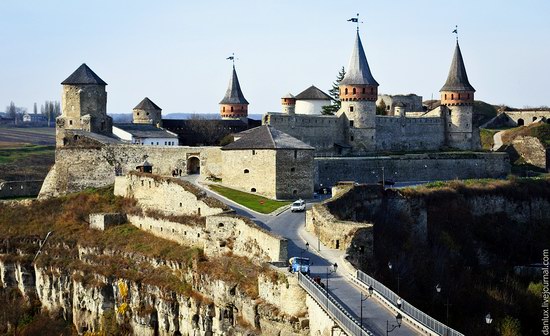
[264, 113, 345, 153]
[315, 152, 510, 189]
[39, 139, 223, 198]
[375, 115, 445, 151]
[376, 94, 424, 116]
[114, 174, 287, 263]
[116, 173, 228, 217]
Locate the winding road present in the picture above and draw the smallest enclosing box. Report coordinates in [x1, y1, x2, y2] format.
[185, 175, 422, 336]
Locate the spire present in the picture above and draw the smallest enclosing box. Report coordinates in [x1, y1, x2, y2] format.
[340, 31, 378, 86]
[219, 65, 249, 105]
[61, 63, 107, 85]
[440, 42, 475, 92]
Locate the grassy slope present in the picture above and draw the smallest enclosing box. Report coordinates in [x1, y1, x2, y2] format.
[0, 187, 270, 298]
[501, 122, 550, 146]
[209, 185, 290, 214]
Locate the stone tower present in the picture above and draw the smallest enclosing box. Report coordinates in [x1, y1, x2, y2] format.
[133, 97, 162, 127]
[337, 31, 378, 152]
[440, 42, 476, 150]
[281, 93, 296, 115]
[219, 65, 249, 121]
[56, 63, 112, 146]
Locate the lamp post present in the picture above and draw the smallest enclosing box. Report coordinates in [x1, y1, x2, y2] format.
[435, 284, 451, 335]
[326, 263, 338, 292]
[360, 285, 374, 331]
[387, 262, 400, 294]
[386, 313, 402, 335]
[300, 242, 309, 258]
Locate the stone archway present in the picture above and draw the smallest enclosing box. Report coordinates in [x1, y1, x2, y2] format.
[517, 118, 525, 126]
[187, 156, 200, 175]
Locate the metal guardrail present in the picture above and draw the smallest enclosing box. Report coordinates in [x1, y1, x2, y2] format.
[297, 272, 375, 336]
[357, 270, 464, 336]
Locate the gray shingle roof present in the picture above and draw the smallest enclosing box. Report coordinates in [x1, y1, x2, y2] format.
[114, 124, 178, 139]
[219, 65, 249, 105]
[440, 42, 475, 92]
[61, 63, 107, 85]
[134, 97, 161, 111]
[294, 86, 331, 100]
[340, 32, 378, 86]
[222, 125, 314, 150]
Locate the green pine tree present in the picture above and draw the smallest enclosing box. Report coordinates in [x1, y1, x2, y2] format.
[322, 66, 346, 115]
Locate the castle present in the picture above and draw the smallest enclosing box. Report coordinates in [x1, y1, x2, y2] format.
[40, 28, 509, 200]
[265, 31, 479, 154]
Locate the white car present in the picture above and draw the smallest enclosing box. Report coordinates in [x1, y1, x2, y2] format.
[290, 199, 306, 212]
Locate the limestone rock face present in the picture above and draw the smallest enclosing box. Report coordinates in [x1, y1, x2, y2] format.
[0, 247, 309, 336]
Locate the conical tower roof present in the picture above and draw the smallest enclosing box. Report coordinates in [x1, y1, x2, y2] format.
[134, 97, 161, 110]
[440, 42, 475, 92]
[340, 31, 378, 86]
[219, 65, 249, 105]
[61, 63, 107, 85]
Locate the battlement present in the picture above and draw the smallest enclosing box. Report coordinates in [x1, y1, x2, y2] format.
[376, 115, 442, 125]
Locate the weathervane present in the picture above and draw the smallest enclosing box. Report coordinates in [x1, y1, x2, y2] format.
[452, 25, 459, 41]
[226, 53, 238, 66]
[347, 13, 363, 32]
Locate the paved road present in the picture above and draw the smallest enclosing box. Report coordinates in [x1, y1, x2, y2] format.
[492, 130, 504, 151]
[186, 176, 421, 336]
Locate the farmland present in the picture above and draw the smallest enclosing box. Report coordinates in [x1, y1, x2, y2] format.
[0, 127, 55, 181]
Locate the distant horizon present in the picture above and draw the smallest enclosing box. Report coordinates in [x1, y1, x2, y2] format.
[1, 1, 549, 114]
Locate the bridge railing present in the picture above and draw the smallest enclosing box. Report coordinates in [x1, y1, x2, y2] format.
[298, 272, 374, 336]
[356, 270, 464, 336]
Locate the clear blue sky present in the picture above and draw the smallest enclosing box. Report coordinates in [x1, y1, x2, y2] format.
[1, 0, 549, 114]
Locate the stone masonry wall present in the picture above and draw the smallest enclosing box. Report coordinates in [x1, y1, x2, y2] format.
[376, 115, 445, 151]
[39, 143, 222, 198]
[275, 149, 314, 199]
[221, 149, 277, 198]
[127, 214, 288, 263]
[205, 215, 288, 263]
[264, 113, 345, 154]
[116, 173, 228, 217]
[315, 152, 510, 189]
[305, 200, 373, 253]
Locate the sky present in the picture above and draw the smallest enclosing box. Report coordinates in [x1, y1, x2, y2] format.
[1, 0, 549, 115]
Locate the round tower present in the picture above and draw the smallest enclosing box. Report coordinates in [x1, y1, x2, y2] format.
[395, 102, 406, 118]
[220, 65, 249, 120]
[133, 97, 162, 127]
[440, 41, 476, 150]
[337, 31, 379, 152]
[281, 93, 296, 115]
[57, 63, 111, 146]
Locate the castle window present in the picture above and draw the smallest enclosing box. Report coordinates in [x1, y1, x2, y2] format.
[352, 88, 356, 94]
[451, 94, 454, 100]
[448, 110, 451, 116]
[371, 87, 374, 93]
[293, 190, 298, 195]
[350, 135, 354, 141]
[231, 106, 234, 112]
[252, 150, 256, 155]
[445, 94, 447, 100]
[244, 169, 249, 174]
[251, 188, 256, 192]
[350, 120, 354, 127]
[137, 112, 140, 116]
[448, 123, 452, 127]
[69, 120, 73, 126]
[467, 93, 470, 99]
[458, 94, 461, 100]
[349, 106, 354, 112]
[294, 150, 297, 159]
[146, 112, 150, 116]
[345, 88, 348, 95]
[290, 167, 295, 172]
[223, 107, 225, 112]
[362, 87, 366, 94]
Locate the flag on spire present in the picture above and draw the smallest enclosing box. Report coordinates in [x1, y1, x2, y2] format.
[347, 17, 358, 23]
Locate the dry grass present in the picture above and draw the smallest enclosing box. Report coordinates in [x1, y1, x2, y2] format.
[0, 186, 267, 300]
